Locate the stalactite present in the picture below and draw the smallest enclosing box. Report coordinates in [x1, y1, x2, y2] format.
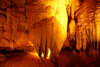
[95, 8, 100, 50]
[82, 28, 87, 50]
[92, 23, 96, 49]
[76, 27, 82, 50]
[74, 0, 100, 51]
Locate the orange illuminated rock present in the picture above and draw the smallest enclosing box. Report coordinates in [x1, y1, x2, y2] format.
[27, 0, 68, 59]
[0, 0, 69, 59]
[68, 0, 100, 51]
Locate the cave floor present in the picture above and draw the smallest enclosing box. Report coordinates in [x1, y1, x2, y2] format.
[0, 48, 100, 67]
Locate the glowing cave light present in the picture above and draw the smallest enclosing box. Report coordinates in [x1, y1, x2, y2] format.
[41, 52, 44, 58]
[46, 48, 51, 59]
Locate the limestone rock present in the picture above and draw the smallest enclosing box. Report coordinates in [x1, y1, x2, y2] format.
[0, 0, 68, 59]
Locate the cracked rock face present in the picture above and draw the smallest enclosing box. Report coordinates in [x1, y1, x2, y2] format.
[0, 0, 68, 59]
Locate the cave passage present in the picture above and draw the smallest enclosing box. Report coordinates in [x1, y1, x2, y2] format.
[0, 0, 100, 67]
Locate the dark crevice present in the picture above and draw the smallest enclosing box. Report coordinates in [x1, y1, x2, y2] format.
[0, 13, 7, 18]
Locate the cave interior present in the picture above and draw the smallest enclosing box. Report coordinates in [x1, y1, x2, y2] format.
[0, 0, 100, 67]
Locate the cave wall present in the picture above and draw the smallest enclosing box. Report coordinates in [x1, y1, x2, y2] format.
[67, 0, 100, 51]
[1, 0, 100, 59]
[0, 0, 69, 59]
[0, 0, 28, 49]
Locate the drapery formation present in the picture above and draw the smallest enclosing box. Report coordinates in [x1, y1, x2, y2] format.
[0, 0, 68, 59]
[67, 0, 100, 51]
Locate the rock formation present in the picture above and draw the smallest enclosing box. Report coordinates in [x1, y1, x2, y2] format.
[0, 0, 69, 59]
